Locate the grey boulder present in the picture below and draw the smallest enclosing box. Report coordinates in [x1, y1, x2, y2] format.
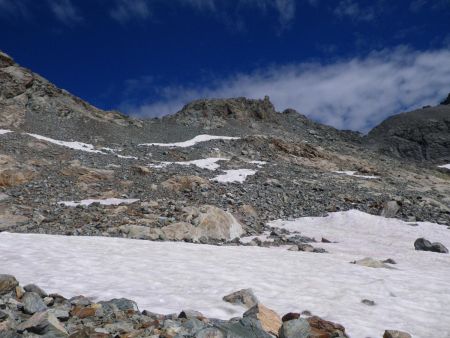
[414, 238, 448, 254]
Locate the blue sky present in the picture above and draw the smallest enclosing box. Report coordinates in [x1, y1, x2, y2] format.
[1, 0, 450, 131]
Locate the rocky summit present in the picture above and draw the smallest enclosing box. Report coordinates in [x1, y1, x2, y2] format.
[1, 50, 450, 337]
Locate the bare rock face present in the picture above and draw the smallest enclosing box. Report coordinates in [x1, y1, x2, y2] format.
[0, 154, 35, 187]
[0, 49, 140, 130]
[169, 96, 277, 128]
[161, 175, 211, 192]
[366, 104, 450, 162]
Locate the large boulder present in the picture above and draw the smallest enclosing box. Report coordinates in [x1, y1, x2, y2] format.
[17, 310, 68, 337]
[243, 304, 282, 336]
[383, 330, 412, 338]
[279, 318, 311, 338]
[0, 274, 18, 295]
[155, 205, 244, 242]
[414, 238, 448, 253]
[22, 292, 48, 314]
[223, 289, 259, 309]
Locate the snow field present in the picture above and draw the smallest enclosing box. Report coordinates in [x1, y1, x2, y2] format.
[1, 210, 449, 337]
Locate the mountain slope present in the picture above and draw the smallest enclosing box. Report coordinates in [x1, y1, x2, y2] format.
[366, 102, 450, 162]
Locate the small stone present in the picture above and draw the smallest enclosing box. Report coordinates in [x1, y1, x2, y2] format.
[282, 312, 301, 322]
[321, 237, 331, 243]
[69, 295, 92, 306]
[22, 292, 47, 314]
[382, 258, 397, 264]
[361, 299, 376, 306]
[383, 330, 412, 338]
[15, 286, 25, 299]
[223, 289, 259, 309]
[196, 327, 225, 338]
[243, 303, 282, 336]
[0, 275, 18, 296]
[24, 284, 48, 297]
[351, 257, 393, 269]
[178, 309, 204, 319]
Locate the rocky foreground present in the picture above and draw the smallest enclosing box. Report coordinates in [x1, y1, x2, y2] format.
[0, 275, 413, 338]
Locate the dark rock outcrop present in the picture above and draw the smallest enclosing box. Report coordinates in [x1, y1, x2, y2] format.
[168, 96, 277, 128]
[366, 104, 450, 162]
[440, 92, 450, 105]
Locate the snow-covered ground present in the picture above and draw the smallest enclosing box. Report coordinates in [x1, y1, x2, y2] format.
[333, 170, 379, 179]
[58, 198, 139, 207]
[211, 169, 257, 183]
[438, 164, 450, 169]
[148, 157, 228, 170]
[139, 134, 240, 148]
[1, 210, 448, 337]
[0, 129, 12, 135]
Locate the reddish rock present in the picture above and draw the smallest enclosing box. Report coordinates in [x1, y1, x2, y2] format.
[307, 316, 348, 338]
[71, 306, 96, 319]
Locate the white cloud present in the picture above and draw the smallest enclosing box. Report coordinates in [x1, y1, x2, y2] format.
[48, 0, 83, 25]
[123, 47, 450, 132]
[110, 0, 151, 24]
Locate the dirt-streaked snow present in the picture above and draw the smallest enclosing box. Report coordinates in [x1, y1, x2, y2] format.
[211, 169, 257, 183]
[333, 170, 379, 179]
[438, 164, 450, 169]
[1, 210, 449, 338]
[58, 198, 139, 207]
[149, 157, 228, 171]
[139, 134, 240, 148]
[0, 129, 12, 135]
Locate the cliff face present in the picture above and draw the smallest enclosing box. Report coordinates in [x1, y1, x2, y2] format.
[365, 103, 450, 162]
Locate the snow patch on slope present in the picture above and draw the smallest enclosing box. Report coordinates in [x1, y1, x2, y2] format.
[149, 157, 228, 171]
[59, 198, 139, 207]
[333, 170, 379, 179]
[211, 169, 257, 183]
[0, 129, 12, 135]
[25, 133, 137, 158]
[139, 134, 240, 148]
[27, 134, 106, 154]
[438, 164, 450, 169]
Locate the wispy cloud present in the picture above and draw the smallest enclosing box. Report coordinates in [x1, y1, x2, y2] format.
[109, 0, 296, 28]
[48, 0, 83, 25]
[110, 0, 151, 24]
[121, 48, 450, 132]
[0, 0, 30, 19]
[334, 0, 378, 22]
